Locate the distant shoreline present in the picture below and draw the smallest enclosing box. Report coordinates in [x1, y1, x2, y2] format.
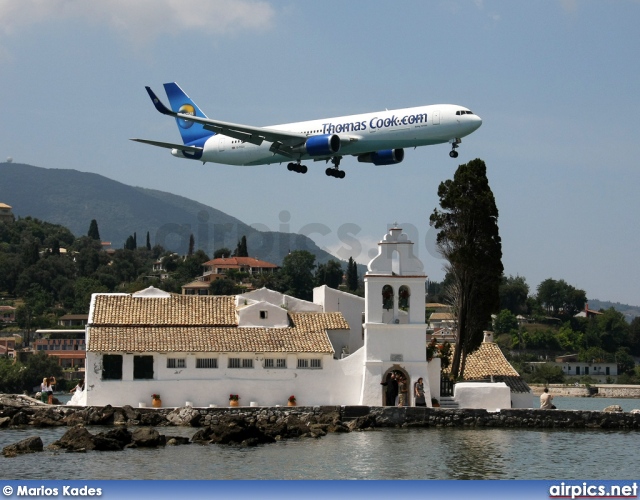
[529, 384, 640, 398]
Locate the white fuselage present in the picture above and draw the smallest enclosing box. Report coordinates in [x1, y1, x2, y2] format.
[171, 104, 481, 165]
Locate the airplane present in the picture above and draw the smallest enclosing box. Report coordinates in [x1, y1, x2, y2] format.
[131, 83, 482, 179]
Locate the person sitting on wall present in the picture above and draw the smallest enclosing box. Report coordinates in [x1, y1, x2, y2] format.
[540, 388, 556, 409]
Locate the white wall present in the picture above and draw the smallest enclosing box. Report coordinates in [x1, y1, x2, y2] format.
[314, 285, 364, 354]
[85, 349, 366, 408]
[454, 382, 511, 410]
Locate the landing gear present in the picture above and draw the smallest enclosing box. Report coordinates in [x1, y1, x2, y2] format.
[449, 138, 461, 158]
[287, 162, 308, 174]
[325, 157, 346, 179]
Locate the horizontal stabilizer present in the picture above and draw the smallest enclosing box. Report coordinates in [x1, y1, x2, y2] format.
[130, 138, 203, 153]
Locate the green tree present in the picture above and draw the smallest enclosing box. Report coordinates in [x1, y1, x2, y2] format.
[234, 236, 248, 257]
[536, 278, 586, 318]
[315, 260, 343, 289]
[346, 257, 359, 292]
[499, 275, 529, 315]
[188, 234, 195, 256]
[429, 159, 503, 379]
[87, 219, 101, 240]
[209, 277, 241, 295]
[493, 309, 519, 335]
[146, 231, 151, 251]
[214, 247, 232, 259]
[280, 250, 316, 300]
[527, 363, 565, 384]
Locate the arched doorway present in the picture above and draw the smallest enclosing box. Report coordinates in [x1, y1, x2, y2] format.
[381, 366, 411, 406]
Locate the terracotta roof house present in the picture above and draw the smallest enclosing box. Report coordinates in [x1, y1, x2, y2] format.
[444, 331, 533, 408]
[202, 256, 278, 278]
[0, 203, 14, 224]
[85, 286, 356, 407]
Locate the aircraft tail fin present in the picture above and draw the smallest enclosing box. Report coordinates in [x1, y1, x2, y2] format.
[163, 82, 214, 146]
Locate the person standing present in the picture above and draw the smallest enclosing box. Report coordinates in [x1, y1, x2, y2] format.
[414, 377, 426, 406]
[540, 388, 555, 409]
[381, 372, 399, 406]
[397, 376, 408, 407]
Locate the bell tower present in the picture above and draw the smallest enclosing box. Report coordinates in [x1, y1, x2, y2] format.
[359, 226, 432, 405]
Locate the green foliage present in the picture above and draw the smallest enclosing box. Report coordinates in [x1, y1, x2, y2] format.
[234, 236, 248, 257]
[536, 278, 586, 318]
[493, 309, 519, 335]
[87, 219, 100, 240]
[430, 159, 503, 378]
[279, 250, 316, 301]
[525, 363, 565, 384]
[499, 275, 529, 315]
[209, 277, 241, 295]
[214, 247, 232, 259]
[315, 260, 343, 289]
[0, 352, 63, 394]
[346, 257, 359, 292]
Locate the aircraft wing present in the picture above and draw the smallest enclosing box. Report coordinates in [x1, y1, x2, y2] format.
[130, 138, 203, 153]
[144, 86, 308, 149]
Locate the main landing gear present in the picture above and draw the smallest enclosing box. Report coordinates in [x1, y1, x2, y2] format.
[287, 162, 307, 174]
[449, 138, 461, 158]
[325, 157, 346, 179]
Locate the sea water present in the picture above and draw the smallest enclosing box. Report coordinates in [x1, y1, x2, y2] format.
[1, 397, 638, 480]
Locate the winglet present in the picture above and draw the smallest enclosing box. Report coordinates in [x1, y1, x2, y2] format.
[145, 86, 175, 116]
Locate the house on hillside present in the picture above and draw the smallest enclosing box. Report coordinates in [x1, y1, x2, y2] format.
[84, 227, 444, 408]
[574, 303, 604, 319]
[202, 256, 279, 279]
[57, 314, 88, 327]
[0, 305, 16, 323]
[0, 203, 14, 224]
[33, 330, 86, 370]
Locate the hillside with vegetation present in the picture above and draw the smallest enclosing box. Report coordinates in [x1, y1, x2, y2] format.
[0, 162, 339, 266]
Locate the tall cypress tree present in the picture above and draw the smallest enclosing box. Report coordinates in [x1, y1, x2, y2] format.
[87, 219, 100, 240]
[146, 231, 151, 251]
[346, 257, 359, 292]
[429, 158, 503, 379]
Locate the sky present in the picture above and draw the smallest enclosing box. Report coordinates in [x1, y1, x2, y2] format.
[1, 0, 639, 306]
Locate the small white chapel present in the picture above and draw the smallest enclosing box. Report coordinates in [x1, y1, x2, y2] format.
[83, 226, 525, 409]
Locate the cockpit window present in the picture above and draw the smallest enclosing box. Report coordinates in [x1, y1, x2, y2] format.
[456, 110, 474, 115]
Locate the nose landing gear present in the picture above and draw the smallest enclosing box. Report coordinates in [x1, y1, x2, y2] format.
[449, 138, 461, 158]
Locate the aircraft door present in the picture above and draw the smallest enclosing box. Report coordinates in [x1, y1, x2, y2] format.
[217, 136, 227, 152]
[432, 110, 440, 125]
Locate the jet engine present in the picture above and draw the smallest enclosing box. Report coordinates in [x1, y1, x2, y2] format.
[357, 149, 405, 165]
[291, 134, 341, 157]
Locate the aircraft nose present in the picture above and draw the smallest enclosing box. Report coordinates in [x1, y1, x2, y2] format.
[473, 114, 482, 130]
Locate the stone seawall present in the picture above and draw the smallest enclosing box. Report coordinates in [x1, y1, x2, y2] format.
[530, 384, 640, 398]
[1, 395, 639, 431]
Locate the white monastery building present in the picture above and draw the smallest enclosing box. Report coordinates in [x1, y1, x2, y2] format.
[84, 227, 530, 409]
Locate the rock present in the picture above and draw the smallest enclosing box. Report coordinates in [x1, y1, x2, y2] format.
[10, 411, 30, 426]
[2, 436, 43, 457]
[49, 426, 97, 452]
[0, 416, 11, 428]
[166, 436, 191, 446]
[630, 409, 640, 414]
[603, 405, 624, 413]
[130, 427, 165, 447]
[166, 407, 202, 427]
[95, 427, 132, 450]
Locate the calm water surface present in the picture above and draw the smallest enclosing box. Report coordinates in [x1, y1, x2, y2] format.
[1, 397, 638, 480]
